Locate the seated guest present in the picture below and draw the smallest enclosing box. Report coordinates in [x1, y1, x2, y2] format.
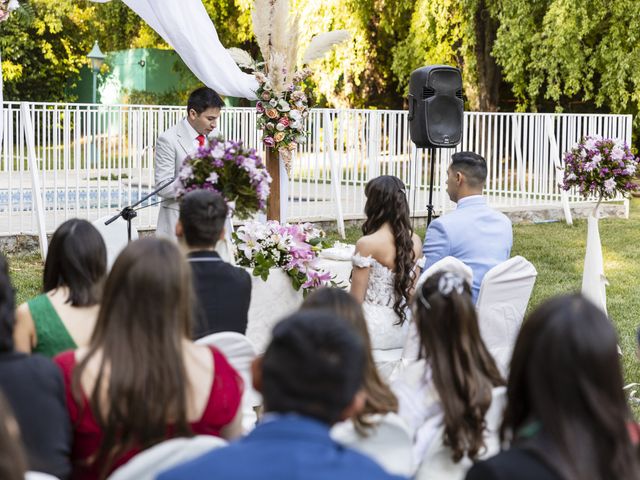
[301, 287, 412, 476]
[466, 294, 640, 480]
[176, 190, 251, 338]
[0, 392, 28, 480]
[0, 255, 71, 479]
[393, 272, 505, 480]
[157, 310, 407, 480]
[54, 238, 243, 480]
[14, 219, 107, 357]
[422, 152, 512, 302]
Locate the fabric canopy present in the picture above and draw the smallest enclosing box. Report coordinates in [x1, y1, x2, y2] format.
[91, 0, 258, 99]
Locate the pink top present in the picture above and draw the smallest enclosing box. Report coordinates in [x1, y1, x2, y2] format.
[54, 346, 243, 480]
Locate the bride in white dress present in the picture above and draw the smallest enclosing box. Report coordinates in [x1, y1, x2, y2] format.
[350, 175, 423, 378]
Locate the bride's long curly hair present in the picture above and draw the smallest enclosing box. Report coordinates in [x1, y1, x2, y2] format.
[362, 175, 416, 325]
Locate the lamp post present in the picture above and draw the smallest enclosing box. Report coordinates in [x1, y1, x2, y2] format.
[86, 41, 105, 104]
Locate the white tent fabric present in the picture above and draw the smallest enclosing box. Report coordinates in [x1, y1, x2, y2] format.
[90, 0, 258, 99]
[582, 214, 608, 314]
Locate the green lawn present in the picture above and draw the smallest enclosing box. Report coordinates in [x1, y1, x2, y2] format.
[5, 199, 640, 411]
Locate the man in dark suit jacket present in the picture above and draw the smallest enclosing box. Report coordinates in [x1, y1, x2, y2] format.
[157, 310, 406, 480]
[176, 190, 251, 338]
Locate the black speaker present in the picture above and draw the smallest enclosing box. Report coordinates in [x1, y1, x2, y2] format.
[408, 65, 463, 148]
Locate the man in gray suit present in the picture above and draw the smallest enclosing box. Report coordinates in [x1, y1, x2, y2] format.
[154, 87, 225, 240]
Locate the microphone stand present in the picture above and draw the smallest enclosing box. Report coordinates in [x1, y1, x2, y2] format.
[105, 176, 176, 242]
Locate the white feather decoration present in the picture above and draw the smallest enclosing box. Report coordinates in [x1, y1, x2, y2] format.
[270, 0, 290, 59]
[227, 48, 256, 69]
[302, 30, 351, 64]
[252, 0, 273, 63]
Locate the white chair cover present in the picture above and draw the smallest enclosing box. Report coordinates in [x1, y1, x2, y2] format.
[331, 412, 414, 477]
[91, 215, 139, 270]
[476, 256, 537, 374]
[414, 387, 506, 480]
[195, 332, 262, 432]
[25, 473, 60, 480]
[107, 435, 226, 480]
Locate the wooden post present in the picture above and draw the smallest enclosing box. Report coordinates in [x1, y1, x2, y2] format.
[266, 148, 280, 221]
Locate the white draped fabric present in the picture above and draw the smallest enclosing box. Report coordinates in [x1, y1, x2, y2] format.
[582, 214, 608, 314]
[90, 0, 258, 99]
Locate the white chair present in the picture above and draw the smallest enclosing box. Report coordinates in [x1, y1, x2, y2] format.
[107, 435, 226, 480]
[91, 215, 139, 270]
[195, 332, 262, 432]
[414, 387, 506, 480]
[331, 412, 414, 477]
[25, 473, 60, 480]
[476, 256, 537, 374]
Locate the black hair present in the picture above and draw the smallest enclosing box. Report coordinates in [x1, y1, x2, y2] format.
[261, 310, 365, 425]
[43, 219, 107, 306]
[179, 190, 228, 248]
[503, 294, 640, 480]
[450, 151, 487, 187]
[187, 87, 224, 115]
[0, 255, 15, 353]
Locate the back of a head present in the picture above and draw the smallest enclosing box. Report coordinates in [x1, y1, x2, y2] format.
[261, 310, 365, 425]
[78, 237, 194, 475]
[0, 255, 14, 353]
[187, 87, 224, 114]
[43, 218, 107, 306]
[0, 393, 26, 480]
[94, 237, 192, 346]
[414, 271, 504, 461]
[450, 151, 487, 189]
[179, 190, 228, 248]
[505, 294, 639, 479]
[300, 287, 399, 433]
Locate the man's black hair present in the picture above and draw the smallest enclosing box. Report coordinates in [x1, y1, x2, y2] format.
[179, 190, 228, 248]
[261, 310, 365, 425]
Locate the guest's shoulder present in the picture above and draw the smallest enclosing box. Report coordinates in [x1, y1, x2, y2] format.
[339, 446, 408, 479]
[222, 262, 252, 283]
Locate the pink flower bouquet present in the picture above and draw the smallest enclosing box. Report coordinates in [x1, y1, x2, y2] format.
[233, 221, 332, 294]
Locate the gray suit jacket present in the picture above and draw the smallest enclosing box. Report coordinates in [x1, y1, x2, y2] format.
[154, 119, 200, 240]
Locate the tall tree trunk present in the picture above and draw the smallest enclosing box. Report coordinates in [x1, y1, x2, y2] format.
[474, 3, 501, 112]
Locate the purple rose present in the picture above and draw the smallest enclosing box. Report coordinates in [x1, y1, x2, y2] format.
[263, 136, 276, 147]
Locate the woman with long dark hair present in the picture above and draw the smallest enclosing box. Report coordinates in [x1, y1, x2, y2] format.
[393, 271, 505, 480]
[350, 175, 422, 377]
[466, 294, 640, 480]
[14, 218, 107, 357]
[300, 287, 412, 475]
[54, 238, 243, 479]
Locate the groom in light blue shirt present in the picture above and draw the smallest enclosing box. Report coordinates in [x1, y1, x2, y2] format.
[422, 151, 512, 303]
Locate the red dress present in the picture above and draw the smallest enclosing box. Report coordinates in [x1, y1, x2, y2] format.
[54, 346, 243, 480]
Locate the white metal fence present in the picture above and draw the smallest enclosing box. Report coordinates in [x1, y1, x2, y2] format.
[0, 101, 632, 235]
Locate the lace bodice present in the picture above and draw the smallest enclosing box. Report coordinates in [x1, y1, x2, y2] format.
[352, 253, 396, 307]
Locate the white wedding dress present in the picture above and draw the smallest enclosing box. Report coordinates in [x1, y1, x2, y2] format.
[352, 253, 410, 379]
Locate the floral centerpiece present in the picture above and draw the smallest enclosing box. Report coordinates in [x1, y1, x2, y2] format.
[234, 220, 333, 293]
[176, 137, 272, 219]
[0, 0, 19, 22]
[562, 135, 639, 202]
[227, 0, 350, 174]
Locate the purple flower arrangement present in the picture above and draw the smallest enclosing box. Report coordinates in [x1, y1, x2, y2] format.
[233, 220, 332, 294]
[562, 135, 639, 200]
[176, 137, 271, 220]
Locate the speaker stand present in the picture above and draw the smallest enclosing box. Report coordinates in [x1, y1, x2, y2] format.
[426, 147, 437, 227]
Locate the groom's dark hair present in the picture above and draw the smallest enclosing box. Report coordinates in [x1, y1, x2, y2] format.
[451, 151, 487, 188]
[187, 87, 224, 114]
[179, 190, 228, 248]
[261, 310, 365, 425]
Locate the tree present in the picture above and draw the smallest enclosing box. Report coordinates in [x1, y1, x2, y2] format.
[0, 0, 100, 102]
